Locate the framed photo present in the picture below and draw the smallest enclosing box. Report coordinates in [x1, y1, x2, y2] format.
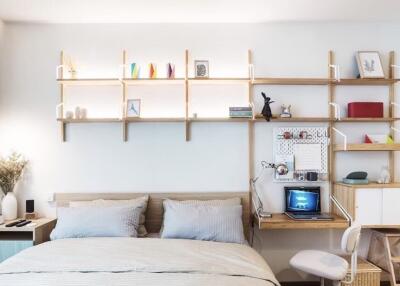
[194, 60, 209, 78]
[126, 99, 141, 118]
[356, 51, 385, 79]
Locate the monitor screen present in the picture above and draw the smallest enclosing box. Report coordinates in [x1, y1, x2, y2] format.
[285, 187, 321, 213]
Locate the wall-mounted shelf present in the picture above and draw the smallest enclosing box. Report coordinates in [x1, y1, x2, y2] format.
[334, 143, 400, 152]
[188, 78, 249, 84]
[255, 213, 348, 230]
[57, 78, 121, 86]
[334, 78, 397, 86]
[57, 118, 122, 123]
[125, 117, 185, 122]
[123, 78, 185, 85]
[57, 77, 399, 86]
[252, 77, 331, 85]
[189, 117, 250, 122]
[336, 117, 400, 122]
[254, 116, 331, 122]
[334, 182, 400, 189]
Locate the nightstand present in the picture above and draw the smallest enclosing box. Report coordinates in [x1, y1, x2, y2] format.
[0, 218, 56, 262]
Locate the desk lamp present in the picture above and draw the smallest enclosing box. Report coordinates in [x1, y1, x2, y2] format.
[250, 161, 288, 219]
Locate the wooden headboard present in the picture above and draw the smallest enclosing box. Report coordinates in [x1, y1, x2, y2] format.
[54, 192, 251, 239]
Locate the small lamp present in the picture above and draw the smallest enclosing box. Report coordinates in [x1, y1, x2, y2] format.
[251, 161, 289, 219]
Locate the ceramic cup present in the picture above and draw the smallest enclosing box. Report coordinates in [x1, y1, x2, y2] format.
[65, 111, 74, 119]
[79, 108, 87, 119]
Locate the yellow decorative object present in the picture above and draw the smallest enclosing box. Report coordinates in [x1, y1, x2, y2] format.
[387, 135, 394, 144]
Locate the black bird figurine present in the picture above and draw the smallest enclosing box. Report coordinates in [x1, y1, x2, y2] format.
[261, 92, 274, 121]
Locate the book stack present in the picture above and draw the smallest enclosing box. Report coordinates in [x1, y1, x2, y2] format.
[229, 107, 253, 118]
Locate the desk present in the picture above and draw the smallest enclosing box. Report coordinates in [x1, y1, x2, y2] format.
[255, 213, 349, 230]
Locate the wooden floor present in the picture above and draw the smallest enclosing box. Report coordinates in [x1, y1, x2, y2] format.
[281, 282, 391, 286]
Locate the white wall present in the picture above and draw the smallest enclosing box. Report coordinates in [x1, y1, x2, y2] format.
[0, 20, 3, 68]
[0, 22, 399, 282]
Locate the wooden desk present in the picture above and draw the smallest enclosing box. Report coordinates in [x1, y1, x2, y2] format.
[255, 213, 349, 230]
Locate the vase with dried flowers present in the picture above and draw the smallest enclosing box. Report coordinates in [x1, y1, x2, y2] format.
[0, 152, 28, 220]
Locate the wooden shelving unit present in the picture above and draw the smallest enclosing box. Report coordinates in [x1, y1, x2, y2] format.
[329, 51, 400, 229]
[56, 50, 399, 230]
[255, 213, 348, 230]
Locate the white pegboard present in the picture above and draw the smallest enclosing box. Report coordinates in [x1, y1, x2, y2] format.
[273, 127, 329, 182]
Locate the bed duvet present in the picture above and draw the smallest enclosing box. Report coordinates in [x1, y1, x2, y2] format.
[0, 237, 280, 286]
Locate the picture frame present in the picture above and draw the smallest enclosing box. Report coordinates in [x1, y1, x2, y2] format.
[194, 60, 209, 78]
[356, 51, 385, 79]
[125, 99, 141, 118]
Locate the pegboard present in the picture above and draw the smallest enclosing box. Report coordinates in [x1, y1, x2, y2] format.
[273, 127, 329, 182]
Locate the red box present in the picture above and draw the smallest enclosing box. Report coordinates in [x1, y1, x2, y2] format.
[347, 102, 383, 118]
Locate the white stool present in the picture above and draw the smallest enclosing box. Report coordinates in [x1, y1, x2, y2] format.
[290, 225, 361, 286]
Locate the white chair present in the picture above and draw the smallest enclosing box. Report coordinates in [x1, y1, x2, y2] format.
[290, 225, 362, 286]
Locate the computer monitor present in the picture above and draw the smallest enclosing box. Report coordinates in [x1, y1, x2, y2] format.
[285, 186, 321, 213]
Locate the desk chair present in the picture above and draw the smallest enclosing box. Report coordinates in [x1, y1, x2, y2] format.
[290, 225, 361, 286]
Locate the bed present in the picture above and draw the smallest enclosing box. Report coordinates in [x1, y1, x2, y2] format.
[0, 192, 280, 286]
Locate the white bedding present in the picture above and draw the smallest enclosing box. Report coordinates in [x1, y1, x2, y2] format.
[0, 237, 279, 286]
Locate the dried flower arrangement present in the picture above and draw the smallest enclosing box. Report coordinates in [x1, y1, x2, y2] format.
[0, 152, 28, 195]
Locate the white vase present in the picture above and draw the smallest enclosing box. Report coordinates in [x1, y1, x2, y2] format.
[2, 192, 18, 220]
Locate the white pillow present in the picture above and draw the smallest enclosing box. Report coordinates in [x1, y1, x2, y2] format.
[168, 197, 241, 206]
[159, 197, 241, 234]
[70, 196, 149, 237]
[50, 206, 141, 240]
[161, 199, 245, 244]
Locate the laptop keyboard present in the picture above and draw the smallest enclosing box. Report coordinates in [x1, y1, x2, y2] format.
[291, 212, 320, 216]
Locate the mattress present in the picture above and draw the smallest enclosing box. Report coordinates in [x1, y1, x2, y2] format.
[0, 237, 280, 286]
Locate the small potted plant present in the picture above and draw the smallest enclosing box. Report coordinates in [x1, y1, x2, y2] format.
[0, 152, 28, 220]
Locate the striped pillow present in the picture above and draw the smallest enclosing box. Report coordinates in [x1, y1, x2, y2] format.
[50, 206, 141, 240]
[161, 199, 245, 244]
[69, 196, 149, 237]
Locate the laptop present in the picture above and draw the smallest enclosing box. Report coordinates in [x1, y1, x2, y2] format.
[284, 186, 333, 220]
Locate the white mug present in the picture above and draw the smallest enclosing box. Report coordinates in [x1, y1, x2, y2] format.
[65, 111, 74, 119]
[79, 108, 87, 119]
[74, 107, 81, 119]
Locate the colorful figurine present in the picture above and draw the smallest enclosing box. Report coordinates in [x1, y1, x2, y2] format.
[167, 63, 175, 79]
[149, 63, 157, 79]
[131, 63, 139, 78]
